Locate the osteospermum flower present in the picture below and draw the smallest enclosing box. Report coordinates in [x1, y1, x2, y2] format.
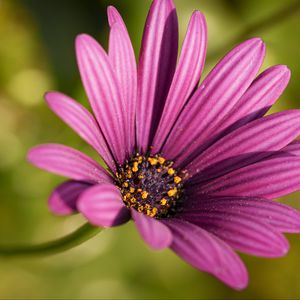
[28, 0, 300, 289]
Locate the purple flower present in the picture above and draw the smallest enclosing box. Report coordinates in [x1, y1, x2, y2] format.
[28, 0, 300, 290]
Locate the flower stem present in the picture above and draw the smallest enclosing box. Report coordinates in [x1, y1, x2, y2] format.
[0, 223, 101, 257]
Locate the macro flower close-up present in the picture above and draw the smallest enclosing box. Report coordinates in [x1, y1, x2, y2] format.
[2, 0, 300, 298]
[25, 0, 300, 290]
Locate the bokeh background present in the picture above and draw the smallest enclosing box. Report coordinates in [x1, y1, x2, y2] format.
[1, 0, 300, 298]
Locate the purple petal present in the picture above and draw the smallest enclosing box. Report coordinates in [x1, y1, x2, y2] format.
[107, 6, 127, 28]
[188, 110, 300, 181]
[162, 38, 265, 167]
[28, 144, 113, 184]
[182, 196, 300, 233]
[215, 65, 290, 137]
[164, 219, 248, 290]
[45, 91, 116, 172]
[281, 140, 300, 156]
[136, 0, 178, 153]
[75, 34, 127, 165]
[108, 8, 137, 154]
[131, 209, 172, 250]
[180, 206, 289, 257]
[152, 11, 207, 153]
[48, 180, 92, 215]
[197, 156, 300, 199]
[78, 183, 130, 227]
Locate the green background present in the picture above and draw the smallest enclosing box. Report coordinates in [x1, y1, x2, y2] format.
[1, 0, 300, 298]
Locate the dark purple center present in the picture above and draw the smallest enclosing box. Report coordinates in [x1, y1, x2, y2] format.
[116, 153, 184, 218]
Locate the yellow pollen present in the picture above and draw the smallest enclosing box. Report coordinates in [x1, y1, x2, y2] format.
[138, 174, 144, 179]
[174, 176, 182, 184]
[160, 198, 167, 206]
[168, 168, 175, 175]
[125, 193, 131, 199]
[132, 162, 139, 172]
[123, 182, 129, 188]
[142, 191, 149, 199]
[150, 207, 158, 217]
[157, 168, 161, 173]
[127, 170, 132, 178]
[145, 204, 151, 209]
[137, 188, 142, 192]
[146, 209, 152, 216]
[138, 206, 144, 212]
[148, 157, 158, 165]
[158, 157, 166, 164]
[167, 188, 177, 197]
[130, 187, 135, 193]
[130, 197, 137, 203]
[137, 156, 143, 163]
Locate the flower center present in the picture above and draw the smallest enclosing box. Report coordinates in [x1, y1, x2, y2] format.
[116, 153, 184, 218]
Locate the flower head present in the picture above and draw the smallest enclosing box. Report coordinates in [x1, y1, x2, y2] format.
[28, 0, 300, 290]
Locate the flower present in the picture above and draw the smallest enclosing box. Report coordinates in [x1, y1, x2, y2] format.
[27, 0, 300, 290]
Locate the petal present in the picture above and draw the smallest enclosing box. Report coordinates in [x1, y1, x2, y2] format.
[131, 209, 172, 250]
[75, 34, 127, 165]
[189, 110, 300, 181]
[78, 183, 130, 227]
[28, 144, 112, 184]
[136, 0, 178, 152]
[107, 6, 127, 28]
[164, 219, 248, 290]
[162, 38, 265, 167]
[281, 140, 300, 156]
[197, 156, 300, 199]
[215, 65, 290, 137]
[181, 196, 300, 233]
[45, 91, 116, 172]
[48, 180, 92, 215]
[108, 9, 137, 154]
[180, 206, 289, 257]
[152, 11, 207, 153]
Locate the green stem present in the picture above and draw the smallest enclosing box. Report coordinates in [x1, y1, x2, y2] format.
[207, 0, 300, 62]
[0, 223, 101, 257]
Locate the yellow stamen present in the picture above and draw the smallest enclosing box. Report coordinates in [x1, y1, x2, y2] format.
[148, 157, 158, 165]
[132, 162, 139, 172]
[158, 157, 165, 164]
[123, 182, 129, 188]
[130, 187, 135, 193]
[142, 191, 149, 199]
[160, 198, 167, 206]
[167, 188, 177, 197]
[157, 168, 161, 173]
[168, 168, 175, 175]
[174, 176, 182, 184]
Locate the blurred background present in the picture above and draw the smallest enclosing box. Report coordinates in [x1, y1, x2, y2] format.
[1, 0, 300, 298]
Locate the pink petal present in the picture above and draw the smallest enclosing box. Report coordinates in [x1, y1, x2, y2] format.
[48, 180, 92, 215]
[45, 91, 116, 172]
[164, 219, 248, 290]
[131, 209, 172, 250]
[189, 110, 300, 181]
[108, 18, 137, 154]
[216, 65, 290, 137]
[78, 183, 130, 227]
[28, 144, 112, 184]
[197, 156, 300, 199]
[182, 196, 300, 233]
[281, 140, 300, 156]
[162, 38, 265, 167]
[107, 6, 127, 28]
[136, 0, 178, 153]
[75, 34, 127, 165]
[152, 10, 207, 153]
